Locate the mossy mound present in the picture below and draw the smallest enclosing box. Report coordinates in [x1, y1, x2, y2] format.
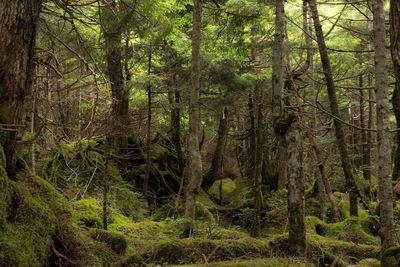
[130, 237, 271, 265]
[90, 229, 127, 254]
[201, 258, 316, 267]
[208, 178, 237, 203]
[0, 169, 88, 266]
[306, 216, 379, 265]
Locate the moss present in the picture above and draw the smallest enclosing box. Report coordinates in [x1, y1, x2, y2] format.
[208, 178, 237, 202]
[73, 198, 104, 228]
[143, 237, 271, 265]
[356, 258, 380, 266]
[0, 165, 11, 229]
[110, 184, 148, 221]
[0, 145, 5, 169]
[90, 229, 127, 254]
[0, 171, 86, 266]
[205, 258, 316, 267]
[305, 216, 379, 264]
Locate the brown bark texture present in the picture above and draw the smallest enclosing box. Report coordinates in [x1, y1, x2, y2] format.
[184, 0, 203, 235]
[203, 108, 229, 190]
[0, 0, 43, 178]
[391, 0, 400, 182]
[272, 0, 287, 189]
[103, 0, 130, 153]
[375, 1, 396, 265]
[285, 115, 306, 256]
[308, 0, 358, 217]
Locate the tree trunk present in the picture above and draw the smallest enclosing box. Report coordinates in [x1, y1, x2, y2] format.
[168, 78, 184, 175]
[359, 73, 371, 199]
[0, 0, 43, 178]
[203, 108, 229, 190]
[272, 0, 287, 189]
[303, 0, 327, 222]
[143, 50, 152, 201]
[184, 0, 203, 236]
[308, 0, 358, 217]
[103, 0, 130, 154]
[285, 115, 306, 256]
[375, 1, 396, 265]
[252, 85, 265, 237]
[391, 0, 400, 182]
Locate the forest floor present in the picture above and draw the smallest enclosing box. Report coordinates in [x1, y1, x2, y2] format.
[0, 140, 389, 266]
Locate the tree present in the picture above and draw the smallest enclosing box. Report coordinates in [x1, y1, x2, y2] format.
[391, 0, 400, 182]
[184, 0, 203, 236]
[101, 0, 131, 154]
[308, 0, 358, 217]
[272, 0, 287, 189]
[375, 0, 396, 265]
[0, 0, 43, 178]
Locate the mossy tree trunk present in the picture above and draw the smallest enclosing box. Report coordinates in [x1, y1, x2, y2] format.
[0, 0, 43, 178]
[272, 0, 287, 190]
[285, 115, 306, 256]
[184, 0, 203, 236]
[308, 0, 358, 217]
[375, 1, 396, 265]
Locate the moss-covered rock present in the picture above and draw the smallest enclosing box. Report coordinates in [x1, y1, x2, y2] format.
[137, 237, 271, 265]
[0, 171, 87, 266]
[204, 258, 316, 267]
[110, 184, 148, 221]
[90, 229, 127, 254]
[73, 198, 104, 229]
[208, 178, 237, 202]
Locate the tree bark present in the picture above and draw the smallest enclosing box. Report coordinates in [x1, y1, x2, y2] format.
[391, 0, 400, 182]
[252, 85, 265, 237]
[285, 115, 306, 256]
[375, 1, 396, 265]
[304, 0, 327, 222]
[308, 0, 358, 217]
[0, 0, 43, 178]
[184, 0, 203, 236]
[102, 0, 130, 154]
[359, 72, 371, 199]
[203, 108, 229, 190]
[272, 0, 287, 189]
[143, 50, 152, 201]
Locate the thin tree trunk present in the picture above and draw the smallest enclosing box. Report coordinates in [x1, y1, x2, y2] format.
[252, 85, 265, 237]
[0, 0, 43, 178]
[375, 1, 396, 265]
[143, 50, 152, 201]
[184, 0, 203, 236]
[272, 0, 287, 189]
[308, 0, 358, 217]
[391, 0, 400, 182]
[103, 0, 130, 154]
[303, 0, 326, 222]
[203, 108, 229, 190]
[365, 76, 373, 199]
[359, 72, 371, 199]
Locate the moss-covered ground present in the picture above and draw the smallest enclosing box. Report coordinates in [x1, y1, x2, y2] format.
[0, 140, 390, 266]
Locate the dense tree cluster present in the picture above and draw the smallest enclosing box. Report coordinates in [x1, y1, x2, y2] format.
[1, 0, 400, 266]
